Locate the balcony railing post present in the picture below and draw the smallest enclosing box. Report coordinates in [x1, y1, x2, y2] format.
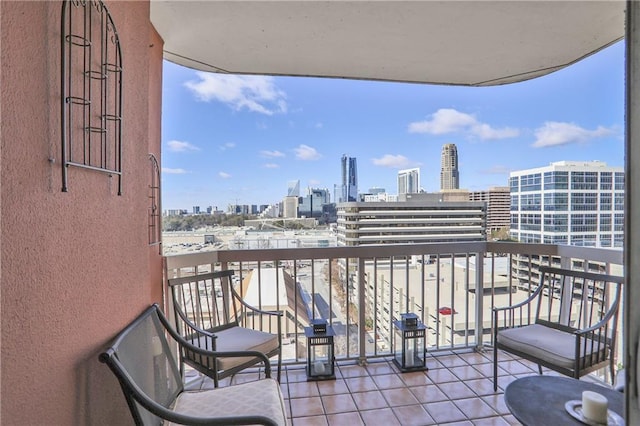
[358, 257, 367, 365]
[475, 252, 484, 350]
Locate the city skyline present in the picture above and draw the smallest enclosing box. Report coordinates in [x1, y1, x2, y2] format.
[161, 41, 624, 210]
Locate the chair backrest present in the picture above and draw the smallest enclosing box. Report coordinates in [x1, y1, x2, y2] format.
[99, 305, 183, 426]
[168, 270, 238, 337]
[535, 266, 623, 335]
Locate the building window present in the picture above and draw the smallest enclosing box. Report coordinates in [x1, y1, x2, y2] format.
[615, 173, 625, 190]
[570, 172, 597, 190]
[544, 214, 568, 232]
[571, 192, 597, 211]
[544, 171, 568, 190]
[614, 193, 624, 211]
[600, 215, 612, 232]
[544, 193, 568, 211]
[511, 195, 519, 211]
[600, 193, 612, 211]
[600, 172, 612, 190]
[61, 0, 123, 193]
[614, 214, 624, 232]
[520, 194, 541, 211]
[520, 174, 541, 192]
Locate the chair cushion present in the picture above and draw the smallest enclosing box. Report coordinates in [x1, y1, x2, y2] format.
[186, 326, 279, 372]
[166, 378, 288, 426]
[497, 324, 607, 370]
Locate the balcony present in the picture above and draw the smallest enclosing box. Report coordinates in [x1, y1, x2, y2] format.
[166, 241, 623, 424]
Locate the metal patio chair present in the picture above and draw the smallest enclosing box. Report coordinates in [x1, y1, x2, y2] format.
[168, 270, 282, 386]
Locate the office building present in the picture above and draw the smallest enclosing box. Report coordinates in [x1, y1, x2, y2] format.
[469, 187, 511, 233]
[298, 188, 331, 218]
[283, 196, 299, 218]
[336, 200, 485, 246]
[287, 180, 300, 197]
[509, 161, 624, 248]
[398, 168, 421, 194]
[440, 143, 460, 190]
[340, 155, 358, 202]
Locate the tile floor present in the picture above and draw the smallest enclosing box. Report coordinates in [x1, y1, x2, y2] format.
[186, 349, 612, 426]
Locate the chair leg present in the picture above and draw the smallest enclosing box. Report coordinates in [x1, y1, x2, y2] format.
[493, 345, 498, 391]
[538, 364, 543, 375]
[277, 350, 282, 382]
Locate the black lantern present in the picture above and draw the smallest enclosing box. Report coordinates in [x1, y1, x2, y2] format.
[305, 319, 335, 381]
[392, 313, 427, 372]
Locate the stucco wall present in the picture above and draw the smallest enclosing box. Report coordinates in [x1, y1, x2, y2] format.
[1, 1, 163, 424]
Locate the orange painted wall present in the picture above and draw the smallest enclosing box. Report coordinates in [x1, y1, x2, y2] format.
[1, 1, 163, 424]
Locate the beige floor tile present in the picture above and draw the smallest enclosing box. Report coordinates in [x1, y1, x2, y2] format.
[392, 404, 435, 426]
[292, 415, 328, 426]
[289, 381, 320, 398]
[381, 387, 420, 406]
[465, 378, 500, 396]
[351, 390, 389, 411]
[359, 407, 401, 426]
[437, 354, 469, 368]
[326, 411, 364, 426]
[399, 371, 431, 386]
[437, 381, 477, 400]
[366, 361, 396, 376]
[372, 373, 405, 390]
[426, 367, 459, 384]
[321, 394, 358, 414]
[287, 368, 311, 383]
[452, 397, 498, 419]
[344, 376, 378, 393]
[471, 416, 511, 426]
[501, 414, 523, 425]
[291, 396, 325, 418]
[449, 365, 485, 381]
[317, 379, 349, 396]
[409, 384, 449, 404]
[481, 394, 511, 415]
[339, 364, 369, 378]
[423, 400, 467, 424]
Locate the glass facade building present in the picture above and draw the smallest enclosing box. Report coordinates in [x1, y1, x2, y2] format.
[509, 161, 624, 248]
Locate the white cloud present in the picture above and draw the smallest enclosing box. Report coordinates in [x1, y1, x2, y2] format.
[264, 163, 280, 169]
[219, 171, 232, 179]
[294, 144, 322, 160]
[184, 73, 287, 115]
[532, 122, 613, 148]
[408, 108, 519, 140]
[260, 150, 285, 158]
[372, 154, 411, 168]
[167, 140, 200, 152]
[219, 142, 236, 151]
[162, 167, 189, 174]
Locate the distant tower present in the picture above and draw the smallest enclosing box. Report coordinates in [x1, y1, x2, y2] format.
[440, 144, 459, 190]
[287, 180, 300, 197]
[398, 168, 420, 194]
[341, 155, 358, 202]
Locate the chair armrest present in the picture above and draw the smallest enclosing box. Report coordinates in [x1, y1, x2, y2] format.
[229, 285, 284, 317]
[493, 285, 543, 313]
[100, 352, 279, 426]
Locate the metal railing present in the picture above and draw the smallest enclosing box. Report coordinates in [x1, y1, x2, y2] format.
[164, 242, 623, 367]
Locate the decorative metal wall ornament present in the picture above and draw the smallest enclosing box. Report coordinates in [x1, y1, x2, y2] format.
[148, 154, 162, 252]
[61, 0, 123, 194]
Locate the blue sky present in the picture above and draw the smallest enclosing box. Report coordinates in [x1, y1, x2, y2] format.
[161, 41, 624, 211]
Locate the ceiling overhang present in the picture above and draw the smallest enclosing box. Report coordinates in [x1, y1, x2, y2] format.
[150, 1, 625, 86]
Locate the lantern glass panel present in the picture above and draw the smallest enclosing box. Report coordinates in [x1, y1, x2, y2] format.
[310, 342, 333, 376]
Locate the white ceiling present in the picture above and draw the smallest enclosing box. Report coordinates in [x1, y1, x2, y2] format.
[150, 1, 625, 86]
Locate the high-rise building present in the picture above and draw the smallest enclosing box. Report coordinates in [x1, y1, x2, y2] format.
[340, 155, 358, 202]
[298, 187, 331, 218]
[469, 187, 511, 233]
[287, 180, 300, 197]
[398, 168, 421, 195]
[440, 143, 460, 190]
[509, 161, 624, 248]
